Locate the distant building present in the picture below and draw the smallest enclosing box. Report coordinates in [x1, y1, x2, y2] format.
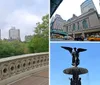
[25, 35, 33, 42]
[80, 0, 96, 14]
[50, 14, 67, 39]
[9, 27, 20, 41]
[99, 0, 100, 6]
[51, 14, 66, 31]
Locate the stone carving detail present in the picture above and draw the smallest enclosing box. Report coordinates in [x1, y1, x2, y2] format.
[0, 52, 49, 80]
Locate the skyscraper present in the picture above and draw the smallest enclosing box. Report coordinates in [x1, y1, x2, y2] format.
[9, 27, 20, 41]
[80, 0, 97, 14]
[99, 0, 100, 6]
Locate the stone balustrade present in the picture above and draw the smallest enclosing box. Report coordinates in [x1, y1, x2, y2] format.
[0, 52, 49, 85]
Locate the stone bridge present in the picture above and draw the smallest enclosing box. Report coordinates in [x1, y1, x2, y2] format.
[0, 52, 49, 85]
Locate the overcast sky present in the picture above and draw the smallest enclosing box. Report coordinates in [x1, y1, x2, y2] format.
[0, 0, 49, 41]
[53, 0, 100, 20]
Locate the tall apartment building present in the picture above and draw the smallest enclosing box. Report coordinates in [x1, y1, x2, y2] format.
[80, 0, 97, 14]
[9, 27, 20, 41]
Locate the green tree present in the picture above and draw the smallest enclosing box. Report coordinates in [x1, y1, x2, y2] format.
[0, 40, 15, 58]
[34, 14, 49, 37]
[0, 40, 30, 58]
[29, 14, 49, 53]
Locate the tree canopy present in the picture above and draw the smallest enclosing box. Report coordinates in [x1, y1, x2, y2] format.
[0, 40, 29, 58]
[28, 14, 49, 53]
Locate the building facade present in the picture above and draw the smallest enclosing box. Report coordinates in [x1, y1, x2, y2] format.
[51, 14, 66, 31]
[50, 14, 67, 39]
[9, 27, 20, 40]
[64, 9, 100, 38]
[80, 0, 96, 14]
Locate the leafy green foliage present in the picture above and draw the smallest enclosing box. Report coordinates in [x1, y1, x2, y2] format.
[28, 14, 49, 53]
[0, 40, 30, 58]
[29, 35, 49, 53]
[34, 14, 49, 37]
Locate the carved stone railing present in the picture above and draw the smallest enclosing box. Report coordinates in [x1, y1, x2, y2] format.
[0, 52, 49, 85]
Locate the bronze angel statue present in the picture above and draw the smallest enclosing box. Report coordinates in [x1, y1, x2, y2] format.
[61, 46, 87, 67]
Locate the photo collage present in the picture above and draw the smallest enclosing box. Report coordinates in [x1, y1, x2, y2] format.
[0, 0, 99, 85]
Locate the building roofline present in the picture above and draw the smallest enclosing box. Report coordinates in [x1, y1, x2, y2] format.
[65, 9, 98, 26]
[80, 0, 92, 6]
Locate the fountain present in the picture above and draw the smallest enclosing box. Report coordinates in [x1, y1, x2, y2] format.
[61, 46, 88, 85]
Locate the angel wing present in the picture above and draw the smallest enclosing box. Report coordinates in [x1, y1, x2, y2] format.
[77, 48, 87, 53]
[61, 46, 73, 53]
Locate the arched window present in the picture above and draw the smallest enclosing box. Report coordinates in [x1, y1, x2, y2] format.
[73, 24, 76, 31]
[82, 19, 88, 29]
[66, 26, 68, 32]
[77, 22, 79, 30]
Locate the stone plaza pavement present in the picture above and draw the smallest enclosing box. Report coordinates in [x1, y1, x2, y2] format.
[8, 68, 49, 85]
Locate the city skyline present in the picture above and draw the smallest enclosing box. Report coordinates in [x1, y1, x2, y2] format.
[0, 0, 49, 41]
[0, 27, 33, 41]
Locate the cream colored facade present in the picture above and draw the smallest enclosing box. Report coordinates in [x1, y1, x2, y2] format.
[52, 14, 66, 31]
[64, 9, 100, 38]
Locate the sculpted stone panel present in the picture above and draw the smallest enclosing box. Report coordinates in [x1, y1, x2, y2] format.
[0, 52, 49, 81]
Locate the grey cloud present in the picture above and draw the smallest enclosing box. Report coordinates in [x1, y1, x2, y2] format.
[0, 0, 48, 41]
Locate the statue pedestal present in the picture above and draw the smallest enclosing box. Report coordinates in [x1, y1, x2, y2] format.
[63, 67, 88, 75]
[63, 67, 88, 85]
